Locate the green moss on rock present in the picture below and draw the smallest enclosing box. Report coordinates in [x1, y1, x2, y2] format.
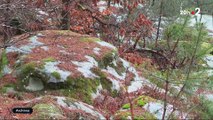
[134, 112, 157, 120]
[92, 68, 118, 97]
[0, 84, 16, 93]
[137, 99, 146, 107]
[31, 103, 64, 119]
[42, 57, 56, 62]
[17, 62, 49, 91]
[80, 37, 101, 42]
[116, 111, 156, 120]
[19, 62, 36, 77]
[114, 60, 126, 76]
[96, 50, 125, 76]
[0, 49, 9, 78]
[121, 95, 156, 110]
[122, 103, 130, 109]
[0, 50, 8, 68]
[51, 71, 61, 80]
[98, 51, 116, 69]
[136, 95, 156, 103]
[62, 77, 100, 104]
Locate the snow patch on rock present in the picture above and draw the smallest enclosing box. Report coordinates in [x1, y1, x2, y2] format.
[112, 14, 127, 23]
[71, 102, 105, 119]
[120, 58, 149, 92]
[102, 58, 152, 92]
[110, 78, 121, 91]
[205, 94, 213, 101]
[120, 58, 130, 68]
[143, 102, 172, 119]
[37, 33, 45, 37]
[204, 55, 213, 76]
[6, 35, 44, 54]
[93, 47, 101, 55]
[56, 97, 105, 119]
[143, 102, 186, 119]
[96, 41, 117, 50]
[204, 55, 213, 68]
[104, 66, 126, 80]
[112, 60, 117, 66]
[91, 84, 103, 99]
[72, 56, 98, 78]
[41, 46, 49, 51]
[38, 10, 49, 16]
[43, 61, 71, 82]
[56, 97, 67, 107]
[2, 65, 12, 75]
[97, 1, 107, 12]
[128, 80, 143, 93]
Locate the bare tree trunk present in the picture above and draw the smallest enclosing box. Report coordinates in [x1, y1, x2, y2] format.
[162, 78, 169, 120]
[133, 35, 141, 49]
[61, 0, 71, 30]
[124, 68, 134, 120]
[3, 0, 11, 45]
[143, 37, 146, 48]
[107, 0, 111, 8]
[155, 0, 164, 47]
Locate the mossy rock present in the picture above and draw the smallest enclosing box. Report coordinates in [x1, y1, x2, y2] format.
[42, 57, 56, 62]
[137, 99, 146, 107]
[115, 111, 131, 120]
[96, 50, 125, 76]
[0, 84, 16, 93]
[115, 60, 126, 75]
[92, 50, 125, 76]
[122, 103, 130, 109]
[15, 61, 117, 103]
[98, 50, 117, 69]
[6, 30, 126, 107]
[115, 111, 156, 120]
[201, 42, 213, 55]
[80, 37, 101, 42]
[51, 71, 61, 80]
[56, 30, 82, 36]
[0, 50, 9, 70]
[62, 77, 100, 104]
[16, 62, 49, 91]
[136, 95, 156, 103]
[122, 95, 156, 109]
[0, 49, 9, 78]
[31, 103, 64, 119]
[92, 67, 118, 97]
[134, 112, 157, 120]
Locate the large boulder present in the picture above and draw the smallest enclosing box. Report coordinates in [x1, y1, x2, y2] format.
[3, 30, 149, 104]
[0, 95, 105, 119]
